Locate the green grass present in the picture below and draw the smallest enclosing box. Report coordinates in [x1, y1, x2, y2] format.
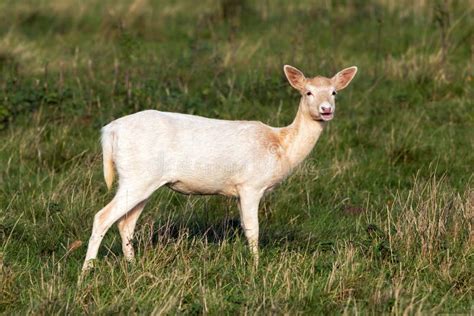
[1, 0, 473, 314]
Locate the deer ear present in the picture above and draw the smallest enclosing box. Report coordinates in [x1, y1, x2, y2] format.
[283, 65, 306, 91]
[332, 66, 358, 90]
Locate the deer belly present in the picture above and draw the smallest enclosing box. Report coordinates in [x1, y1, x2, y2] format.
[166, 179, 238, 196]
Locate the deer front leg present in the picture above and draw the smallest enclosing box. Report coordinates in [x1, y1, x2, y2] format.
[238, 189, 263, 266]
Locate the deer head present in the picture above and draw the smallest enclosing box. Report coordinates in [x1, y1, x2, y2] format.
[284, 65, 358, 121]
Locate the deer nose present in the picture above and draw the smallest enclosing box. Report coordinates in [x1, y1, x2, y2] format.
[320, 102, 332, 113]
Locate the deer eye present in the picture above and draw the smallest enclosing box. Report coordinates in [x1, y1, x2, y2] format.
[332, 91, 337, 96]
[306, 91, 312, 96]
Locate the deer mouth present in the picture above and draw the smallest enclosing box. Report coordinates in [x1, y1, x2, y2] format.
[320, 112, 334, 121]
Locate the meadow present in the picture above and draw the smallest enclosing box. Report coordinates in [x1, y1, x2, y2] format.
[0, 0, 473, 314]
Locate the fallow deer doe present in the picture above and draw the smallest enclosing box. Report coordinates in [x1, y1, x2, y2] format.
[82, 65, 357, 271]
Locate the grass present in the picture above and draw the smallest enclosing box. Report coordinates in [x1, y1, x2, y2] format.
[0, 0, 473, 314]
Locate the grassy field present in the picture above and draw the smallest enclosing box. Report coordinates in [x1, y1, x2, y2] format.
[0, 0, 473, 314]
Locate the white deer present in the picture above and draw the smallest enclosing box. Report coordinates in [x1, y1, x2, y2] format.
[82, 65, 357, 271]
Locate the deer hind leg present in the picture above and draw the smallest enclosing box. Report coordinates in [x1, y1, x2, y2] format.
[117, 199, 148, 261]
[82, 186, 152, 272]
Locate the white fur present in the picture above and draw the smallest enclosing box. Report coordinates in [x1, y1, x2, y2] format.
[82, 65, 357, 271]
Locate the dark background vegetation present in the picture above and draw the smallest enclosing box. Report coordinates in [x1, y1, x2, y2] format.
[0, 0, 472, 314]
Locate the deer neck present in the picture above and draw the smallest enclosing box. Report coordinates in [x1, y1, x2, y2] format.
[278, 99, 325, 169]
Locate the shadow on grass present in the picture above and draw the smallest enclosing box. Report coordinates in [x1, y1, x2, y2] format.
[120, 214, 343, 256]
